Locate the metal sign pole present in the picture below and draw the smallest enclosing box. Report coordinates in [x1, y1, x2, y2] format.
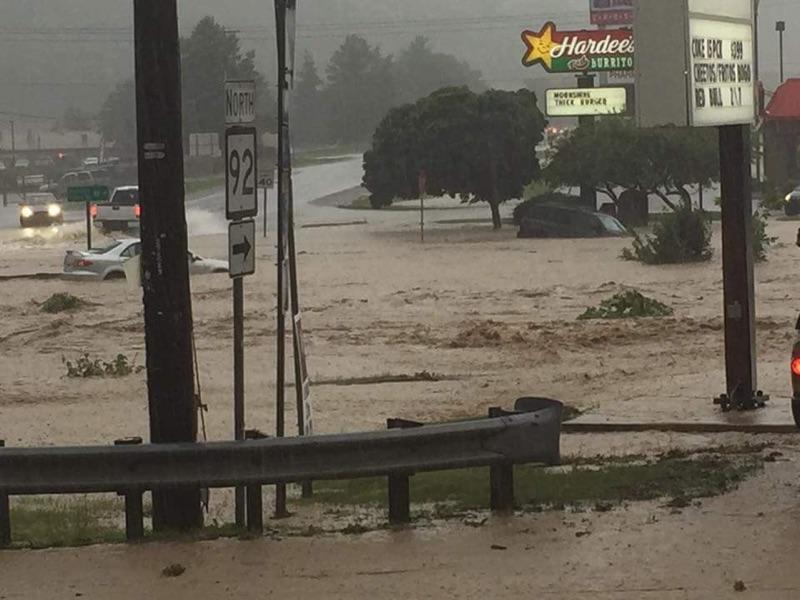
[233, 276, 245, 527]
[85, 201, 92, 250]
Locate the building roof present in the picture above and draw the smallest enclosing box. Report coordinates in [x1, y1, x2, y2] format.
[765, 79, 800, 120]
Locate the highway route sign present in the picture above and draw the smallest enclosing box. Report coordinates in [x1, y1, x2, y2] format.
[228, 219, 256, 278]
[226, 127, 258, 220]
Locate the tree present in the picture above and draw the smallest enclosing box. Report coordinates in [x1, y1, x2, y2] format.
[293, 51, 325, 146]
[324, 35, 395, 144]
[181, 16, 275, 140]
[394, 36, 485, 105]
[60, 107, 93, 131]
[98, 79, 137, 155]
[546, 118, 719, 211]
[363, 87, 546, 229]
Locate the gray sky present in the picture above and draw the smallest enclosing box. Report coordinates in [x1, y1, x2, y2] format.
[0, 0, 797, 119]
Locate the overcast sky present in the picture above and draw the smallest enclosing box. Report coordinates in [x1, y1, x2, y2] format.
[0, 0, 797, 119]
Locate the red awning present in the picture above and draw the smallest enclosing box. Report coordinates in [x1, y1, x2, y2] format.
[765, 79, 800, 120]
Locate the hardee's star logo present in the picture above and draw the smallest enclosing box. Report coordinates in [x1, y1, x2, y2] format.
[522, 22, 557, 69]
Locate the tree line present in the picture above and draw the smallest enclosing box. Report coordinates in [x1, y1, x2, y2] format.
[97, 17, 485, 153]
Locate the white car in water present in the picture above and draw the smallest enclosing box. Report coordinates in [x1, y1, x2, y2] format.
[63, 239, 228, 281]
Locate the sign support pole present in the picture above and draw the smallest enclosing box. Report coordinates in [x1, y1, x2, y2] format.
[85, 202, 92, 251]
[263, 185, 268, 238]
[715, 124, 765, 411]
[577, 74, 597, 210]
[233, 276, 245, 527]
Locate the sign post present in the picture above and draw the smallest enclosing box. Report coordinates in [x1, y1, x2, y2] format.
[260, 175, 274, 238]
[635, 0, 763, 411]
[67, 185, 109, 251]
[225, 82, 258, 527]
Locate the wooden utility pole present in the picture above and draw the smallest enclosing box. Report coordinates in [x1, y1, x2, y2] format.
[134, 0, 202, 531]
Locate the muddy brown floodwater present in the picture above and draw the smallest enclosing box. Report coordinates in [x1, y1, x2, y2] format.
[2, 198, 800, 598]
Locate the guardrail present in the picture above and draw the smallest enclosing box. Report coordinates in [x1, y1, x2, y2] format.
[0, 398, 562, 546]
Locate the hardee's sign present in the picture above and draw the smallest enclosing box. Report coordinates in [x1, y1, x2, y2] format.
[522, 22, 634, 73]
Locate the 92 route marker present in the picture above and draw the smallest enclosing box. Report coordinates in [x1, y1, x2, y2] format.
[229, 219, 256, 278]
[225, 127, 258, 220]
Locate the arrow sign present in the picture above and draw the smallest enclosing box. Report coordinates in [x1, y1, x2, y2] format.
[232, 236, 252, 261]
[228, 219, 256, 278]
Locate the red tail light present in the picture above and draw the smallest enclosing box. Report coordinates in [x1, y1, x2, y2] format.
[90, 204, 98, 218]
[792, 357, 800, 378]
[134, 204, 141, 218]
[76, 259, 93, 267]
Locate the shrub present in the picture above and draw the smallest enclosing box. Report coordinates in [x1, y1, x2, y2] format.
[63, 354, 144, 378]
[759, 181, 783, 212]
[752, 210, 777, 262]
[621, 205, 712, 264]
[513, 192, 586, 225]
[579, 289, 673, 320]
[40, 293, 86, 314]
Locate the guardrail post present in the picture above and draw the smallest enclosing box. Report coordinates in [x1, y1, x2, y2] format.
[114, 437, 144, 541]
[488, 408, 515, 514]
[386, 419, 422, 526]
[245, 429, 266, 534]
[0, 441, 10, 547]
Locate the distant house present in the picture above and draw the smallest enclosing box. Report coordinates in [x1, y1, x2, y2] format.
[0, 119, 103, 160]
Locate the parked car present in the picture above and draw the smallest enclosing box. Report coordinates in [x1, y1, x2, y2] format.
[92, 186, 140, 232]
[784, 187, 800, 216]
[14, 158, 30, 170]
[82, 157, 99, 168]
[18, 192, 63, 227]
[517, 204, 629, 239]
[62, 238, 228, 281]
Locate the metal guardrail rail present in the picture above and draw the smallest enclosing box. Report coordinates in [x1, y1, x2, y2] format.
[0, 398, 562, 545]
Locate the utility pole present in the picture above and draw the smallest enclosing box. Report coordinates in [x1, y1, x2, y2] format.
[274, 0, 290, 519]
[776, 21, 786, 83]
[133, 0, 202, 531]
[10, 121, 15, 167]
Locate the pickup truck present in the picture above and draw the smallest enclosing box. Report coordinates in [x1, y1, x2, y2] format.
[92, 186, 140, 232]
[39, 171, 95, 198]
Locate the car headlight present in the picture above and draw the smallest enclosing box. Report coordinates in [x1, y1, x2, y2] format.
[47, 204, 62, 217]
[20, 206, 33, 218]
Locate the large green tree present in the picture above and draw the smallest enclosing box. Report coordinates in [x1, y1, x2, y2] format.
[546, 118, 719, 210]
[324, 35, 395, 144]
[180, 16, 275, 140]
[98, 79, 137, 155]
[364, 87, 546, 229]
[293, 51, 325, 146]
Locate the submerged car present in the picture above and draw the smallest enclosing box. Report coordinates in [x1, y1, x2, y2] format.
[785, 187, 800, 216]
[18, 193, 63, 227]
[517, 204, 628, 239]
[63, 239, 228, 281]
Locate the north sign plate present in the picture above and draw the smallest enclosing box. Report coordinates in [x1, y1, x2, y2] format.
[225, 127, 259, 220]
[228, 219, 256, 278]
[225, 80, 256, 125]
